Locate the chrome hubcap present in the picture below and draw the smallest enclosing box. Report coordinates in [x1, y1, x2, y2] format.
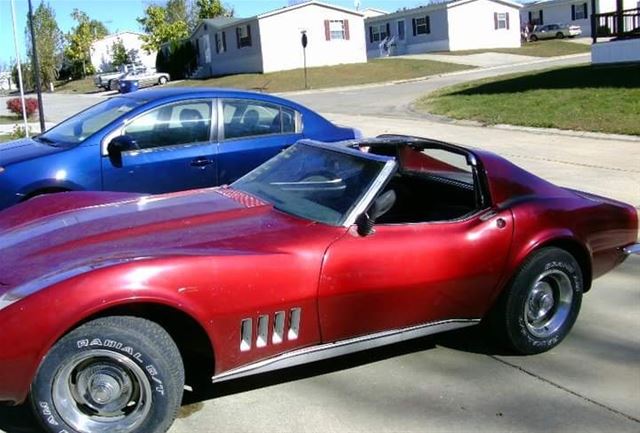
[52, 349, 152, 433]
[524, 270, 573, 338]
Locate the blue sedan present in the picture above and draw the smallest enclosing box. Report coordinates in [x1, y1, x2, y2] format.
[0, 88, 359, 210]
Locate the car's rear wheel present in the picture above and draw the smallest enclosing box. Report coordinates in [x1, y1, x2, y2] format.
[31, 316, 184, 433]
[489, 247, 583, 354]
[556, 32, 565, 39]
[530, 35, 538, 42]
[158, 76, 168, 85]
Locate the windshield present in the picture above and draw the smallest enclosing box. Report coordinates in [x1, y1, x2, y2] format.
[233, 143, 391, 226]
[38, 97, 145, 147]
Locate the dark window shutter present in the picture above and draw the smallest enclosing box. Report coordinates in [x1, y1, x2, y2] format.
[215, 33, 219, 53]
[369, 25, 374, 43]
[571, 5, 576, 20]
[494, 12, 498, 29]
[583, 3, 588, 18]
[386, 22, 390, 37]
[412, 18, 416, 36]
[236, 27, 241, 48]
[506, 12, 510, 30]
[324, 20, 330, 40]
[247, 25, 252, 46]
[222, 31, 226, 51]
[540, 10, 544, 24]
[528, 11, 532, 23]
[344, 19, 350, 40]
[426, 15, 430, 33]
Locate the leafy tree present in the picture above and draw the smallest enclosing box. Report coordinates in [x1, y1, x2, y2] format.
[25, 2, 64, 88]
[166, 0, 188, 24]
[64, 9, 109, 78]
[195, 0, 233, 19]
[111, 39, 133, 68]
[11, 62, 34, 92]
[137, 5, 189, 53]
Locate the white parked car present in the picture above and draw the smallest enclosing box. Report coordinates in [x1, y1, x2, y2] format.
[530, 23, 582, 41]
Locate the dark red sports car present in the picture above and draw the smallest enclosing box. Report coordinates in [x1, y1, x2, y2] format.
[0, 135, 637, 433]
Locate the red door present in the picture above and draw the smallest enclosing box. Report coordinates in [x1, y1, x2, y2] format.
[318, 210, 513, 342]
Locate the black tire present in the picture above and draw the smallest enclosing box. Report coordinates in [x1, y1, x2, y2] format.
[530, 35, 538, 42]
[158, 76, 168, 85]
[489, 247, 583, 354]
[556, 32, 565, 39]
[108, 79, 118, 91]
[31, 316, 185, 433]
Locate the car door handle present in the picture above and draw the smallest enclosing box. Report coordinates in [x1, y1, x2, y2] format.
[190, 157, 214, 167]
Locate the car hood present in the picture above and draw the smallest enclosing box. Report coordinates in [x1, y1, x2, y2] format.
[0, 187, 334, 292]
[0, 137, 66, 165]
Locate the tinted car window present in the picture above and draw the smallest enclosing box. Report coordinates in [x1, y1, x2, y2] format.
[124, 101, 212, 149]
[38, 97, 144, 147]
[222, 99, 297, 140]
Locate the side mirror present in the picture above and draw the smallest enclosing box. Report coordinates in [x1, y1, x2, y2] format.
[107, 135, 138, 167]
[356, 190, 396, 237]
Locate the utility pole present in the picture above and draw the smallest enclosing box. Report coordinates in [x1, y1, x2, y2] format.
[27, 0, 46, 133]
[10, 0, 29, 137]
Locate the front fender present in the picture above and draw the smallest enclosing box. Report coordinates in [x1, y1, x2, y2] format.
[0, 257, 213, 404]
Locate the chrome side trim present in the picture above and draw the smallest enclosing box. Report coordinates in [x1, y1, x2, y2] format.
[211, 318, 479, 384]
[622, 243, 640, 255]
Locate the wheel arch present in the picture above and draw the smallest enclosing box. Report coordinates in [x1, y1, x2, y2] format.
[72, 302, 216, 391]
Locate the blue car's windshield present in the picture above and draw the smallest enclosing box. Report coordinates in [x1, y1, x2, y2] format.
[233, 143, 390, 226]
[38, 97, 145, 147]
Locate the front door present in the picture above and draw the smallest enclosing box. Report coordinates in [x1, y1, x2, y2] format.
[102, 99, 217, 194]
[318, 213, 513, 342]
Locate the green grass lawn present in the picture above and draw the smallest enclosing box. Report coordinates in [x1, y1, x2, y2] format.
[0, 115, 21, 125]
[170, 59, 473, 93]
[438, 40, 590, 57]
[415, 63, 640, 136]
[0, 134, 13, 143]
[55, 77, 101, 94]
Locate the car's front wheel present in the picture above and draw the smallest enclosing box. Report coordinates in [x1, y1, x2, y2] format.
[530, 35, 538, 42]
[556, 32, 565, 39]
[158, 76, 168, 85]
[31, 316, 184, 433]
[490, 247, 583, 354]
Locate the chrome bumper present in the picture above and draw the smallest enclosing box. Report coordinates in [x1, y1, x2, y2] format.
[623, 243, 640, 255]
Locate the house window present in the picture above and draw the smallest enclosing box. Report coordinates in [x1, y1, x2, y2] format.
[215, 31, 226, 54]
[236, 25, 252, 48]
[330, 20, 345, 39]
[528, 10, 543, 25]
[412, 16, 431, 35]
[572, 3, 588, 20]
[494, 12, 510, 30]
[325, 19, 350, 41]
[370, 23, 388, 42]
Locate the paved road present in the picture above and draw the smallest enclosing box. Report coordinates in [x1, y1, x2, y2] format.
[1, 53, 639, 433]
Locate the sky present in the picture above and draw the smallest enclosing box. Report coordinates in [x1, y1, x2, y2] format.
[0, 0, 523, 65]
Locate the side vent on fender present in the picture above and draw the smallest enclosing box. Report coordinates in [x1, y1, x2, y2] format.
[273, 311, 285, 344]
[240, 318, 252, 352]
[288, 308, 301, 341]
[256, 315, 269, 348]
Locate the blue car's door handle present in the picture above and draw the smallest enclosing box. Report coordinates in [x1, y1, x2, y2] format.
[190, 157, 214, 167]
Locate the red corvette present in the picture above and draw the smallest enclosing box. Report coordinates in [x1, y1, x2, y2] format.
[0, 135, 637, 433]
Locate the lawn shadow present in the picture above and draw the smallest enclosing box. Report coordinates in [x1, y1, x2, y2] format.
[448, 64, 640, 96]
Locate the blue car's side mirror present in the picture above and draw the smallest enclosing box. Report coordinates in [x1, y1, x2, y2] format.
[107, 135, 138, 167]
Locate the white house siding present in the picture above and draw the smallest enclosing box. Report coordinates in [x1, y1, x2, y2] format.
[366, 8, 450, 58]
[90, 33, 156, 72]
[521, 0, 639, 36]
[210, 19, 264, 75]
[447, 0, 521, 51]
[259, 4, 366, 73]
